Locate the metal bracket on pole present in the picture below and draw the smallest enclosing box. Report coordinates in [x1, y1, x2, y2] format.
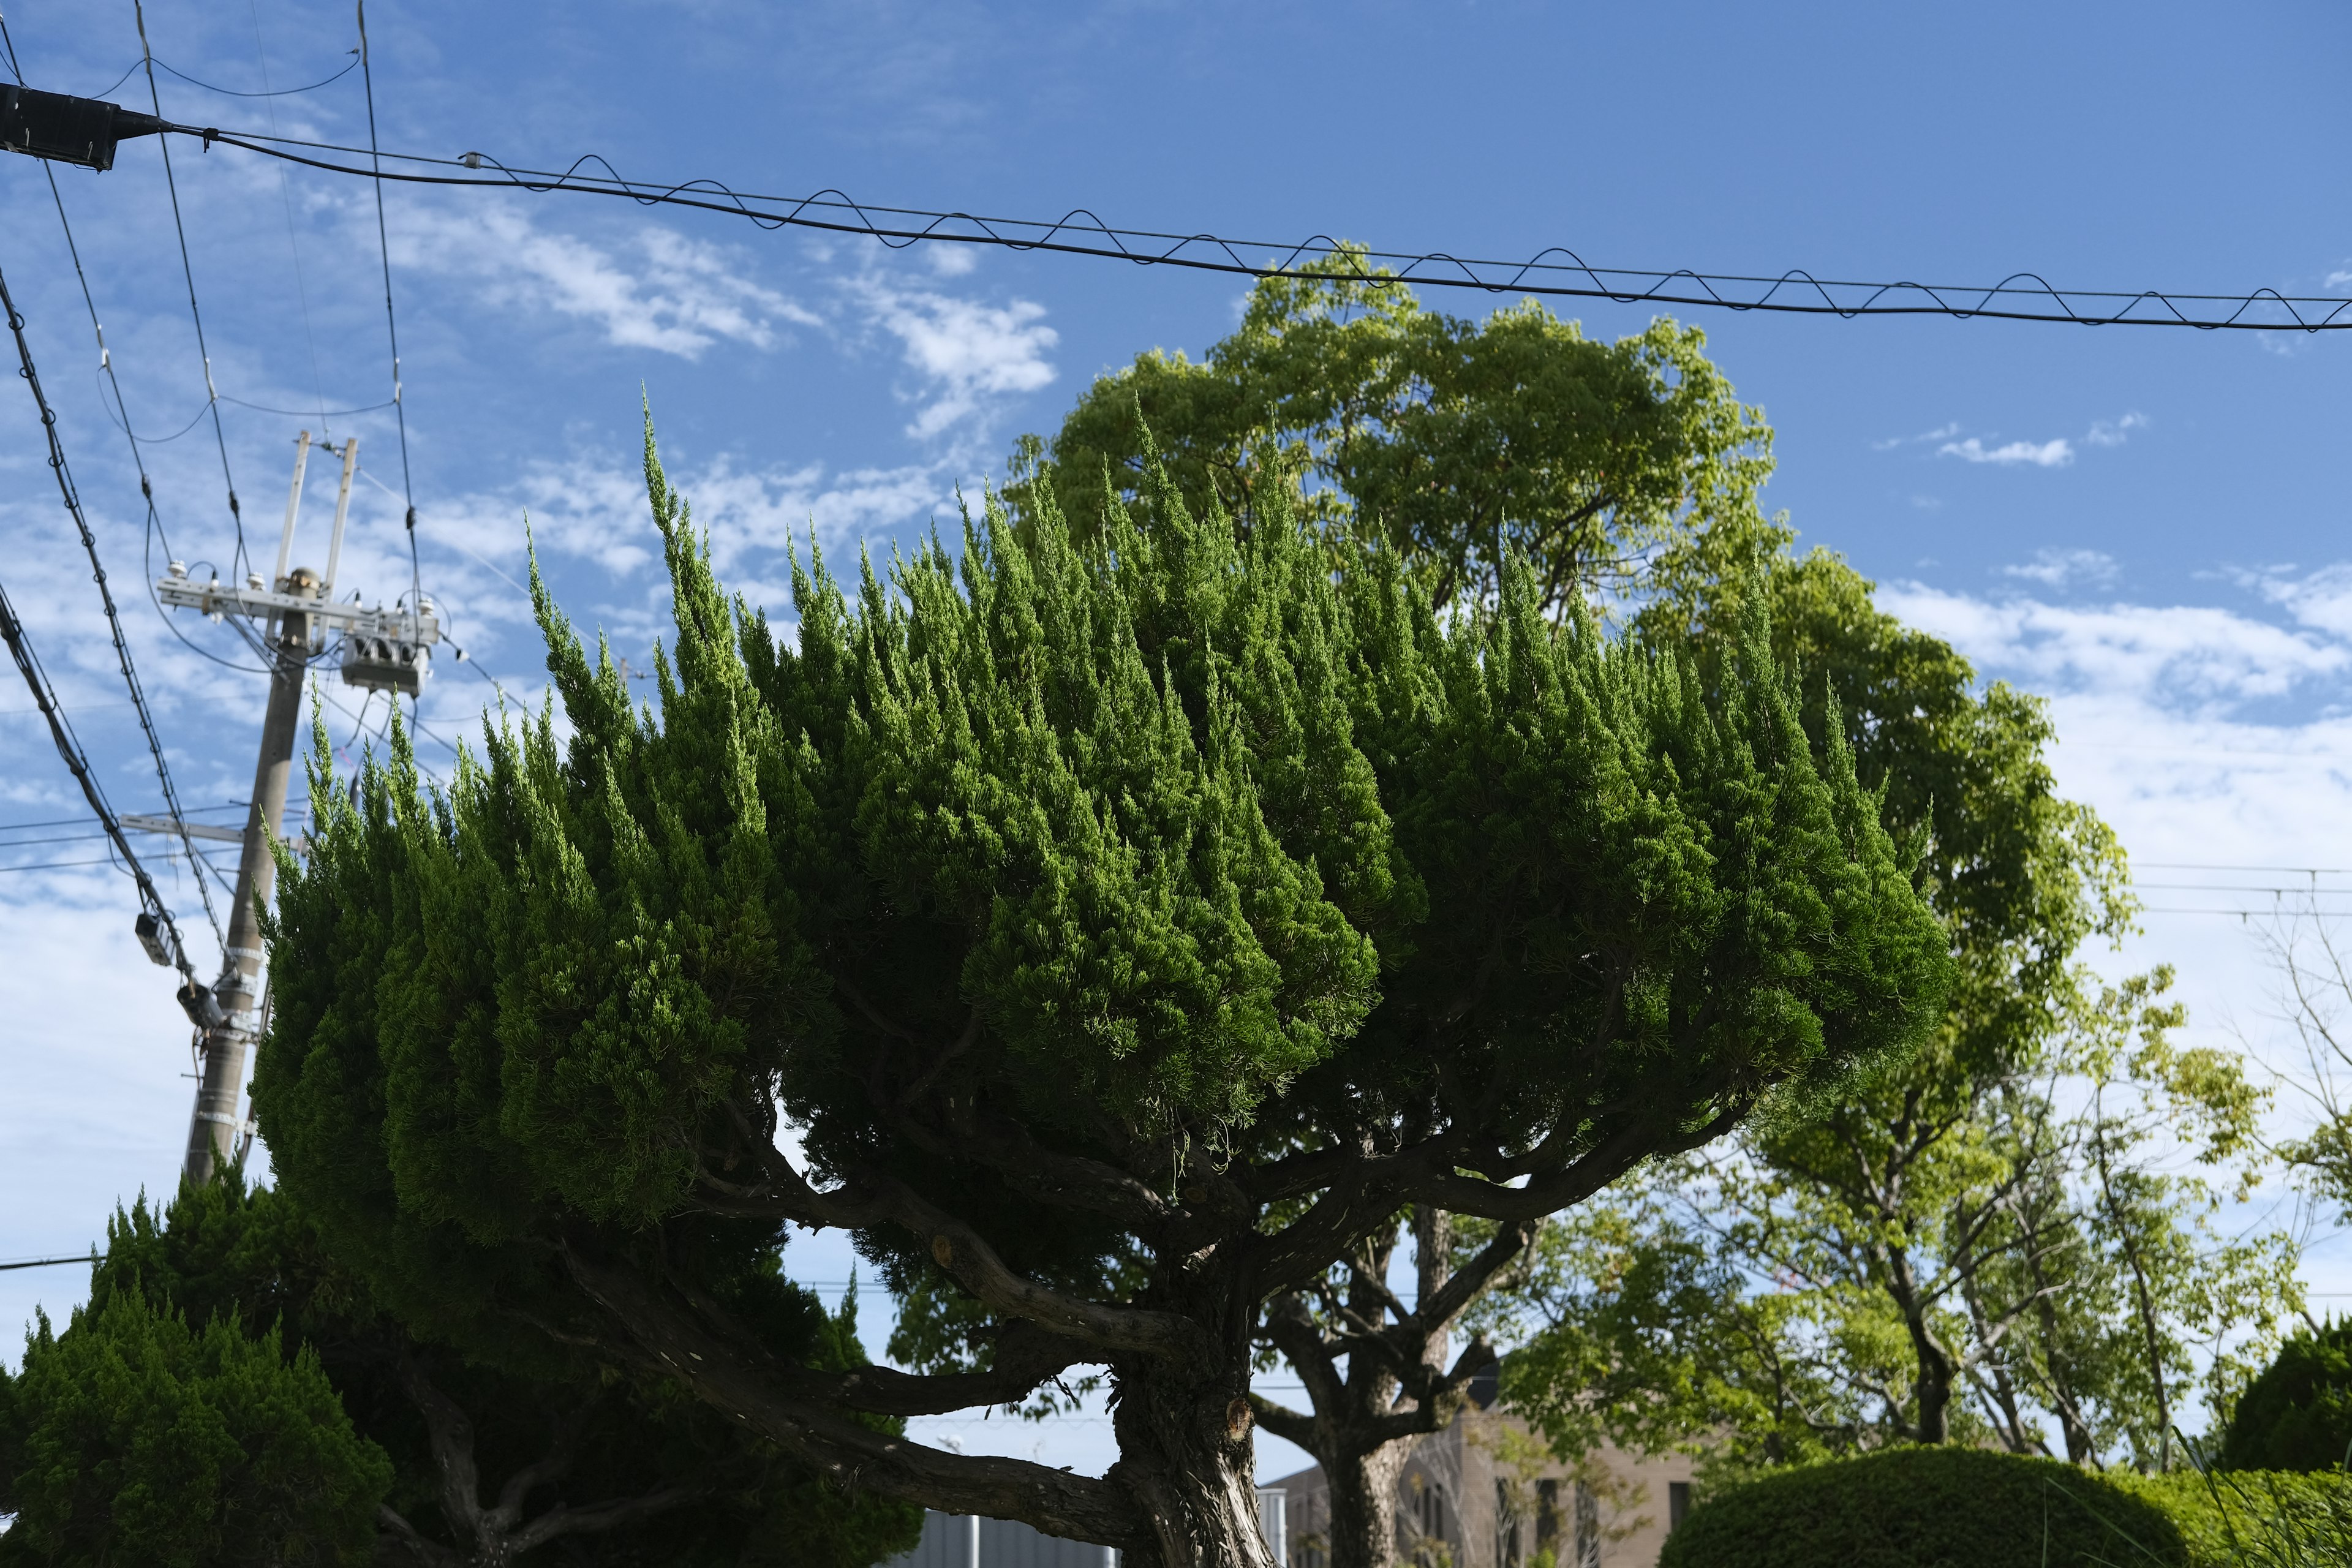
[273, 431, 312, 590]
[322, 436, 359, 600]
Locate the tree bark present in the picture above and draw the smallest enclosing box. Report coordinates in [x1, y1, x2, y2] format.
[1105, 1351, 1280, 1568]
[1324, 1442, 1408, 1568]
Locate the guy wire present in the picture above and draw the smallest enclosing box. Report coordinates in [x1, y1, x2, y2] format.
[134, 0, 248, 576]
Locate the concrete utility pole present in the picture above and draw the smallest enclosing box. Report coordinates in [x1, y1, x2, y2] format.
[172, 431, 436, 1186]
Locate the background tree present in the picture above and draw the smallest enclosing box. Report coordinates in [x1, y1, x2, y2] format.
[1498, 554, 2299, 1480]
[2, 1178, 917, 1568]
[254, 423, 1949, 1566]
[1015, 247, 1780, 619]
[2218, 1320, 2352, 1472]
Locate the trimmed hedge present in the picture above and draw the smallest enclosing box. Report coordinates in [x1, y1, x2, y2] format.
[1657, 1447, 2188, 1568]
[2221, 1322, 2352, 1474]
[2114, 1471, 2352, 1568]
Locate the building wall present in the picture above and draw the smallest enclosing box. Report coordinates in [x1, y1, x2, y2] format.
[1271, 1412, 1694, 1568]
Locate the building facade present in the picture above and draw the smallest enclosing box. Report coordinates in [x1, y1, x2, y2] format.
[1268, 1411, 1694, 1568]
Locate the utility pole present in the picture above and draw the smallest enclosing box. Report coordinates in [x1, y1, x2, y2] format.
[167, 431, 436, 1186]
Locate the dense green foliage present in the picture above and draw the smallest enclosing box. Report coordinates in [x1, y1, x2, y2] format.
[2221, 1322, 2352, 1473]
[2116, 1471, 2352, 1568]
[3, 1180, 918, 1568]
[0, 1286, 386, 1567]
[1496, 548, 2294, 1482]
[1019, 247, 1777, 617]
[1656, 1447, 2189, 1568]
[251, 415, 1948, 1558]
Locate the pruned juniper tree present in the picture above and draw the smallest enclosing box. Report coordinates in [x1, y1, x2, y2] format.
[255, 422, 1949, 1566]
[987, 265, 1797, 1568]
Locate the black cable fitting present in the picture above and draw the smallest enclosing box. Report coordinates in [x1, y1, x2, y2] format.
[0, 84, 167, 171]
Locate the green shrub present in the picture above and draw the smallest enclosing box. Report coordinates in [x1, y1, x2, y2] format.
[0, 1291, 390, 1568]
[2117, 1471, 2352, 1568]
[2221, 1322, 2352, 1474]
[1657, 1446, 2188, 1568]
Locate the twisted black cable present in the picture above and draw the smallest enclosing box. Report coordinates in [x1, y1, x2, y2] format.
[133, 2, 248, 575]
[160, 127, 2352, 333]
[10, 202, 226, 948]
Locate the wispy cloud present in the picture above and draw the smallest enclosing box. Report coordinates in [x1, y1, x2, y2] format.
[391, 205, 818, 358]
[1939, 435, 2076, 468]
[2084, 412, 2149, 448]
[1872, 422, 1961, 451]
[844, 275, 1058, 442]
[2003, 548, 2119, 589]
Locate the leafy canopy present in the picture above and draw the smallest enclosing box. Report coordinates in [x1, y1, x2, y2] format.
[252, 420, 1950, 1554]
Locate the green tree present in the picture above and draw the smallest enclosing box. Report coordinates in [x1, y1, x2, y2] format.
[2218, 1321, 2352, 1472]
[1019, 247, 1779, 618]
[1010, 262, 1787, 1568]
[0, 1291, 386, 1567]
[253, 419, 1949, 1566]
[4, 1178, 917, 1568]
[1501, 555, 2296, 1480]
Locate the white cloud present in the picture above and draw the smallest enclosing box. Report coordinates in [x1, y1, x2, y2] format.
[2240, 562, 2352, 641]
[2326, 267, 2352, 291]
[1872, 421, 1961, 451]
[2002, 548, 2119, 589]
[845, 276, 1058, 441]
[1880, 582, 2347, 711]
[2084, 412, 2149, 448]
[927, 243, 981, 277]
[1938, 435, 2075, 468]
[390, 205, 817, 359]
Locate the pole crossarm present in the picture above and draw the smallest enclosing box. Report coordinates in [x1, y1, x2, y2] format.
[155, 572, 440, 645]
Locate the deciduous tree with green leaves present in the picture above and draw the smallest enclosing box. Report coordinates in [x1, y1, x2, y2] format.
[1499, 553, 2297, 1481]
[253, 415, 1948, 1566]
[1016, 247, 1779, 619]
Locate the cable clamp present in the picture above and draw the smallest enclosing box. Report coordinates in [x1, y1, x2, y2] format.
[224, 944, 265, 960]
[192, 1110, 239, 1126]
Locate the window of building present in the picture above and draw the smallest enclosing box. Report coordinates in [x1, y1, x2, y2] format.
[1668, 1482, 1692, 1532]
[1536, 1479, 1558, 1551]
[1494, 1478, 1520, 1568]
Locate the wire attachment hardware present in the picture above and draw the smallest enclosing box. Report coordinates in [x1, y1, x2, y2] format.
[0, 85, 166, 171]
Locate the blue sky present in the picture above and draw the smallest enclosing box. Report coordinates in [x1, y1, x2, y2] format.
[2, 0, 2349, 1480]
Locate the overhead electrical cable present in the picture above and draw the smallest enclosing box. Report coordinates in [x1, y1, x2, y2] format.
[0, 252, 223, 949]
[355, 0, 423, 625]
[0, 530, 195, 979]
[132, 1, 249, 577]
[127, 127, 2352, 333]
[156, 50, 358, 99]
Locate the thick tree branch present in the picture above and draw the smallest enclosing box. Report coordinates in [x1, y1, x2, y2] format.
[559, 1237, 1153, 1550]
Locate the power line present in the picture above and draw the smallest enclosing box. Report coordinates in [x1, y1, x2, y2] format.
[18, 177, 225, 946]
[155, 49, 358, 100]
[355, 0, 423, 630]
[0, 559, 194, 978]
[140, 126, 2352, 333]
[132, 1, 249, 578]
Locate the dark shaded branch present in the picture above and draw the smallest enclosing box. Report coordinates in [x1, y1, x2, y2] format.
[559, 1236, 1152, 1550]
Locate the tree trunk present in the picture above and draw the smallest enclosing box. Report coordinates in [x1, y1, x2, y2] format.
[1106, 1354, 1278, 1568]
[1885, 1247, 1955, 1444]
[1324, 1442, 1408, 1568]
